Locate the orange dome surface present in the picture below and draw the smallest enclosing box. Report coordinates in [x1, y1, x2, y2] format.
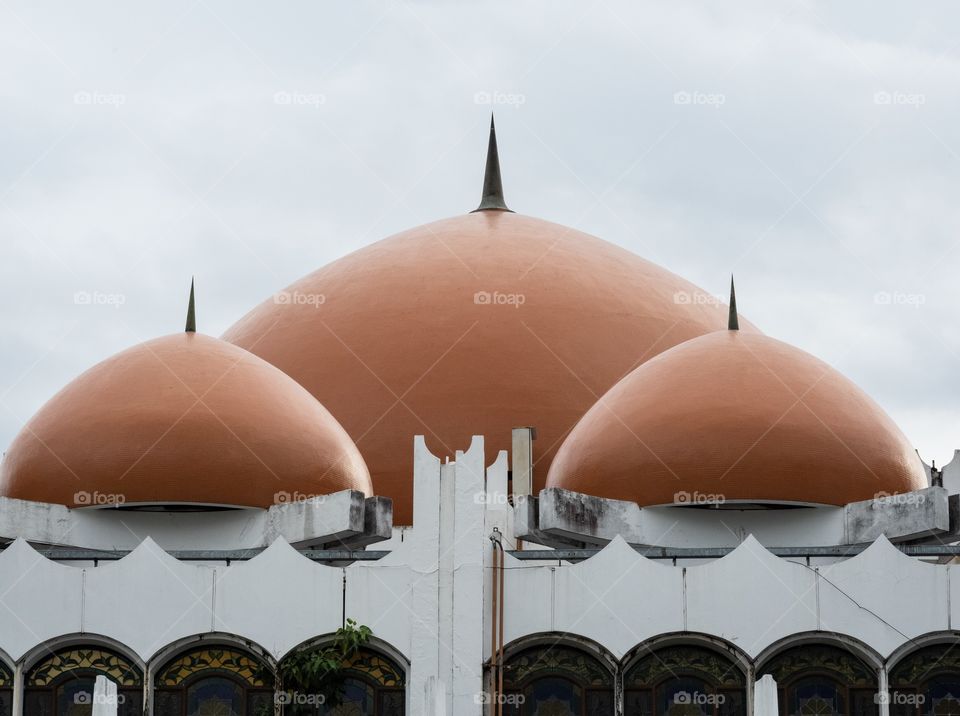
[546, 330, 926, 506]
[223, 211, 756, 523]
[0, 333, 371, 508]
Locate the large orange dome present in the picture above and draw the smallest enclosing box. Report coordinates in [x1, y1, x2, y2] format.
[223, 211, 756, 523]
[0, 332, 371, 508]
[546, 329, 926, 506]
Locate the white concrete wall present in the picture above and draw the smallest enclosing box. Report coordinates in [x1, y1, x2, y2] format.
[501, 534, 955, 661]
[0, 436, 958, 716]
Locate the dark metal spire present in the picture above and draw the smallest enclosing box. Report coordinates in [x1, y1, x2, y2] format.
[185, 278, 196, 333]
[728, 275, 739, 331]
[472, 114, 512, 213]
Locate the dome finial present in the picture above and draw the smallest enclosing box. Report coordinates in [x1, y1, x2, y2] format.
[472, 114, 512, 213]
[185, 277, 196, 333]
[728, 274, 739, 331]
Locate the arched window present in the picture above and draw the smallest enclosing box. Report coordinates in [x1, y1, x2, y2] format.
[153, 645, 274, 716]
[23, 646, 143, 716]
[624, 644, 747, 716]
[502, 643, 615, 715]
[889, 643, 960, 716]
[283, 647, 405, 715]
[758, 644, 878, 716]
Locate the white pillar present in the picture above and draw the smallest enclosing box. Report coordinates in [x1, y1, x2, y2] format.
[92, 675, 118, 716]
[878, 667, 891, 716]
[406, 437, 443, 716]
[11, 663, 22, 716]
[450, 437, 487, 714]
[753, 674, 778, 716]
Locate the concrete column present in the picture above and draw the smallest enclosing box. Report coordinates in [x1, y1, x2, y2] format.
[451, 437, 487, 715]
[878, 666, 891, 716]
[753, 674, 778, 716]
[11, 662, 22, 716]
[406, 437, 443, 716]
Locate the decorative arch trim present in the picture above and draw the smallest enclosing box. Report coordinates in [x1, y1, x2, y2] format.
[26, 646, 142, 687]
[155, 646, 270, 687]
[887, 632, 960, 672]
[501, 631, 619, 678]
[146, 632, 277, 673]
[624, 644, 747, 688]
[755, 632, 884, 674]
[889, 642, 960, 687]
[758, 644, 877, 687]
[621, 632, 752, 683]
[20, 633, 145, 676]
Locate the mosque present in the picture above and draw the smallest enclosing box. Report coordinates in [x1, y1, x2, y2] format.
[0, 118, 958, 716]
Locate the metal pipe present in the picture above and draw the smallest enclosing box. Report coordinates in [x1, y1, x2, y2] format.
[507, 543, 960, 560]
[490, 533, 501, 716]
[497, 537, 505, 716]
[5, 547, 389, 561]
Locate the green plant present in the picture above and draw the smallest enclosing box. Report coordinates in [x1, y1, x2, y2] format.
[277, 619, 373, 710]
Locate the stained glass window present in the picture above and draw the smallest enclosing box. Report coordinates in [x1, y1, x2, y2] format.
[624, 645, 747, 716]
[153, 646, 273, 716]
[889, 644, 960, 716]
[23, 646, 143, 716]
[758, 644, 878, 716]
[502, 644, 614, 716]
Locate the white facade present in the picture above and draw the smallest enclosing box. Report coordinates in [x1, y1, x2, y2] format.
[0, 436, 958, 715]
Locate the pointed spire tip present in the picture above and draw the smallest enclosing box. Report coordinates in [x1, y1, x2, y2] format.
[185, 277, 196, 333]
[472, 114, 512, 213]
[728, 274, 739, 331]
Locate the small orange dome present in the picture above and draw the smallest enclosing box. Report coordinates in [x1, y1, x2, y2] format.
[223, 211, 758, 523]
[546, 330, 926, 506]
[0, 333, 371, 508]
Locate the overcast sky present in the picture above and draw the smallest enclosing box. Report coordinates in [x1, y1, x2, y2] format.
[2, 1, 958, 468]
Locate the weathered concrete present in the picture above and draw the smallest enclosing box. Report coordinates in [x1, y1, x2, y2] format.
[843, 487, 950, 544]
[537, 487, 644, 546]
[510, 427, 535, 498]
[0, 489, 393, 552]
[515, 486, 955, 551]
